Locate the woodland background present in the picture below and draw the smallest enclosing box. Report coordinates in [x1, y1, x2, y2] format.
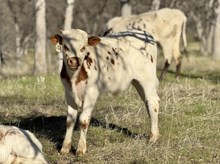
[0, 0, 220, 75]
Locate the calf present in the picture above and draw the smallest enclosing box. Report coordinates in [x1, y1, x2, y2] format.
[104, 8, 187, 80]
[50, 29, 160, 155]
[0, 125, 48, 164]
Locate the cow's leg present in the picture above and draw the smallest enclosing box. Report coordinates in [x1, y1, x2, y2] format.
[159, 44, 172, 80]
[175, 56, 182, 78]
[61, 91, 78, 154]
[132, 80, 159, 142]
[159, 60, 170, 80]
[76, 87, 99, 155]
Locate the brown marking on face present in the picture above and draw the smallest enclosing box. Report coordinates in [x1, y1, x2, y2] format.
[88, 36, 101, 46]
[60, 62, 71, 85]
[85, 52, 93, 69]
[110, 58, 115, 65]
[143, 23, 146, 28]
[106, 56, 109, 60]
[50, 34, 63, 45]
[94, 66, 97, 70]
[150, 55, 153, 63]
[75, 65, 88, 85]
[67, 57, 81, 70]
[107, 51, 111, 55]
[80, 46, 86, 52]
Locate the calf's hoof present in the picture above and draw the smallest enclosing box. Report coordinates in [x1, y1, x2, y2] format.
[76, 149, 86, 156]
[148, 132, 159, 143]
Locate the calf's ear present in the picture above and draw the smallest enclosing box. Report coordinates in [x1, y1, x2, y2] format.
[88, 36, 101, 46]
[50, 34, 63, 45]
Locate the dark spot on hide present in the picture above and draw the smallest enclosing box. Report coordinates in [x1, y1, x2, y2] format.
[75, 65, 88, 85]
[111, 58, 115, 65]
[150, 55, 153, 63]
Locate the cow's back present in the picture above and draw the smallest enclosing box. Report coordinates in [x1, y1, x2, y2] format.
[105, 8, 186, 42]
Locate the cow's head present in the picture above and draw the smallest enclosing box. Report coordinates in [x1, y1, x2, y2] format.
[50, 29, 101, 70]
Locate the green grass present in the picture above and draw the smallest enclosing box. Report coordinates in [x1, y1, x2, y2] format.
[0, 50, 220, 163]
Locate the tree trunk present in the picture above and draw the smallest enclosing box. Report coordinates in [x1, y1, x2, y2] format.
[64, 0, 75, 30]
[34, 0, 47, 74]
[120, 0, 132, 16]
[151, 0, 160, 11]
[213, 0, 220, 60]
[8, 0, 22, 68]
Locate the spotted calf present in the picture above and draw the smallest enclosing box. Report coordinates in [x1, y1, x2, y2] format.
[50, 29, 160, 155]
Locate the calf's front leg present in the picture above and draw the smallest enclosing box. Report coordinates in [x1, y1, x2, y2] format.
[76, 87, 99, 155]
[61, 92, 78, 154]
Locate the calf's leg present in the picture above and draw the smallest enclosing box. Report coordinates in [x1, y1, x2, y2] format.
[76, 87, 99, 155]
[61, 92, 78, 154]
[132, 80, 159, 142]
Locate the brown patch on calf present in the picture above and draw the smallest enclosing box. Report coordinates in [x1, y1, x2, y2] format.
[85, 52, 93, 69]
[88, 36, 101, 46]
[110, 58, 115, 65]
[112, 48, 119, 56]
[76, 65, 88, 85]
[50, 34, 62, 45]
[80, 121, 88, 129]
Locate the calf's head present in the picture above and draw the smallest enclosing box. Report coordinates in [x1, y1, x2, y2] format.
[50, 29, 101, 71]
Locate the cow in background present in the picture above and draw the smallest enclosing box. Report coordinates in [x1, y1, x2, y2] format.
[104, 8, 187, 80]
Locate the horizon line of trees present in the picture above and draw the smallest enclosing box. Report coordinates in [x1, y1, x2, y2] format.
[0, 0, 220, 75]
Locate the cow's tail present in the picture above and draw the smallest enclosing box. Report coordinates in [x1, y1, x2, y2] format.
[181, 16, 188, 58]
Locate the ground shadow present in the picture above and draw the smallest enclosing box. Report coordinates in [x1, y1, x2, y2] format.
[157, 68, 220, 84]
[3, 114, 148, 154]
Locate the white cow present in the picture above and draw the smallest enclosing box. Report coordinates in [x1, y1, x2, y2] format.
[50, 29, 160, 155]
[104, 8, 187, 80]
[0, 125, 48, 164]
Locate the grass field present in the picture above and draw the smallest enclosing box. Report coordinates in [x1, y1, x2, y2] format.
[0, 48, 220, 163]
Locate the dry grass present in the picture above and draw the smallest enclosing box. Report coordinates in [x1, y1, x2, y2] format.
[0, 49, 220, 163]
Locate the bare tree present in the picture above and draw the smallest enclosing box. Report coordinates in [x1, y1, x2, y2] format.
[120, 0, 132, 16]
[151, 0, 160, 10]
[34, 0, 47, 74]
[213, 0, 220, 59]
[64, 0, 75, 30]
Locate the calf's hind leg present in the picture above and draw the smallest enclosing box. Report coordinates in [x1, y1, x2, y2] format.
[132, 80, 160, 142]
